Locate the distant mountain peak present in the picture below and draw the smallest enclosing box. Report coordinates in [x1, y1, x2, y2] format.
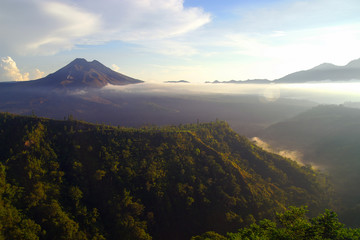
[32, 58, 143, 89]
[311, 63, 338, 70]
[164, 80, 190, 83]
[71, 58, 88, 64]
[275, 57, 360, 83]
[345, 58, 360, 68]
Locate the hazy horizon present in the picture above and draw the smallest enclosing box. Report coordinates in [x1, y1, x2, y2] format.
[103, 82, 360, 105]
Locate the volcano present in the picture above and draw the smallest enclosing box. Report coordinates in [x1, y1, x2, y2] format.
[29, 58, 143, 89]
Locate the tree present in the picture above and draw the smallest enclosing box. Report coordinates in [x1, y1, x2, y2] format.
[191, 231, 227, 240]
[227, 206, 360, 240]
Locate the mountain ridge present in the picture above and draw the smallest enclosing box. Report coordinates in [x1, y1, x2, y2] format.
[274, 58, 360, 83]
[206, 58, 360, 84]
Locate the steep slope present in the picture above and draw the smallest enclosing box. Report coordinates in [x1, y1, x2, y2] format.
[258, 105, 360, 225]
[0, 113, 331, 239]
[274, 59, 360, 83]
[259, 105, 360, 151]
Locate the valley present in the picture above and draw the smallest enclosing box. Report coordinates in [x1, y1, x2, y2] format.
[258, 105, 360, 226]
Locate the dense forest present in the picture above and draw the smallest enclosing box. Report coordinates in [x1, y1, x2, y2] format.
[0, 113, 334, 239]
[192, 206, 360, 239]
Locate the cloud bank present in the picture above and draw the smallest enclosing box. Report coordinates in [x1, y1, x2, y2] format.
[0, 57, 29, 82]
[0, 0, 211, 55]
[0, 57, 44, 82]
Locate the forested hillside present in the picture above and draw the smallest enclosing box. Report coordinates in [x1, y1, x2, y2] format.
[259, 105, 360, 226]
[192, 206, 360, 239]
[0, 113, 332, 239]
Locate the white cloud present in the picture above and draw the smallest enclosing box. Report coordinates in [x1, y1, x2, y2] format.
[0, 57, 30, 82]
[0, 57, 46, 82]
[181, 0, 360, 79]
[94, 0, 211, 41]
[25, 1, 101, 55]
[111, 64, 121, 72]
[218, 22, 360, 79]
[0, 1, 100, 55]
[33, 68, 45, 79]
[222, 0, 360, 62]
[0, 0, 211, 56]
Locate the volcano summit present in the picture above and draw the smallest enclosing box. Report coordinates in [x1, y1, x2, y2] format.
[30, 58, 143, 89]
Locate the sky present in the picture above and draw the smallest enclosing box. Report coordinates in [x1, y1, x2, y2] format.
[1, 0, 360, 83]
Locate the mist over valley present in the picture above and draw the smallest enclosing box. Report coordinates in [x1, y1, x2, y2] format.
[1, 58, 360, 238]
[3, 0, 360, 238]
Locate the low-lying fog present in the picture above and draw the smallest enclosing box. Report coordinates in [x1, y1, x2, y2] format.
[21, 80, 360, 226]
[104, 82, 360, 105]
[102, 82, 360, 174]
